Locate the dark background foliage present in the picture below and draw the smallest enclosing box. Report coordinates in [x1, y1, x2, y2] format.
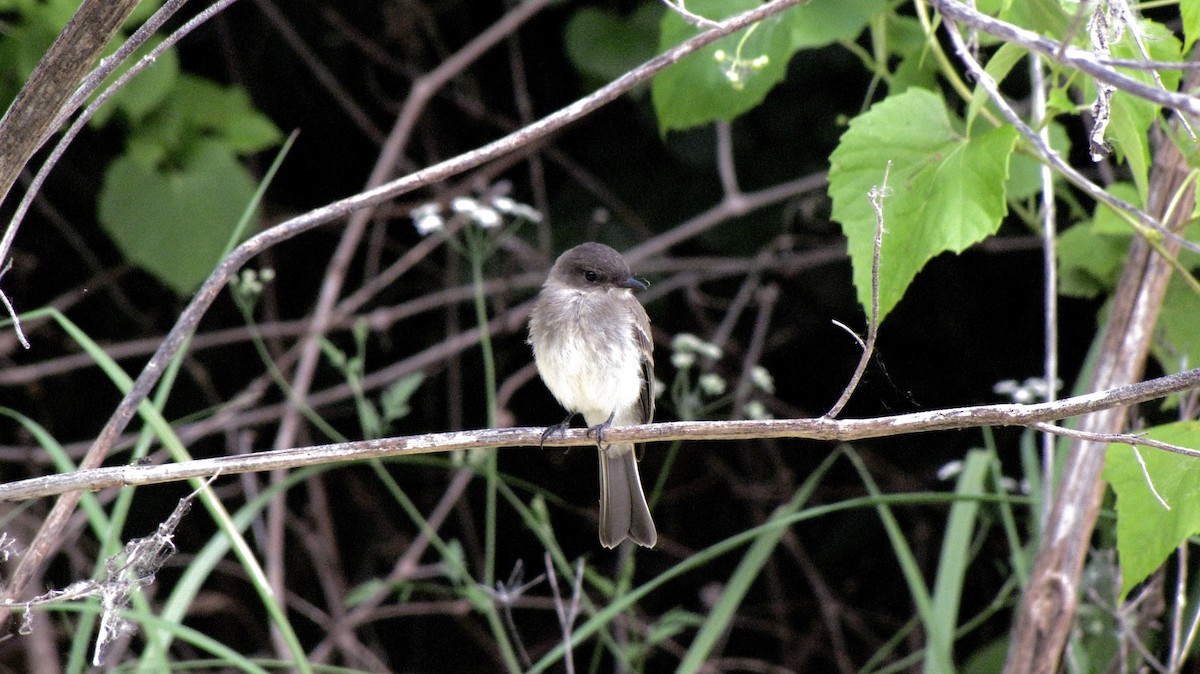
[0, 1, 1116, 671]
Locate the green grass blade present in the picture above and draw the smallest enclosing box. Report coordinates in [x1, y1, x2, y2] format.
[676, 449, 837, 673]
[927, 448, 989, 671]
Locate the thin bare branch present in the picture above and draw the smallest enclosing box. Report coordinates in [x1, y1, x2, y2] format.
[825, 161, 888, 418]
[2, 367, 1198, 503]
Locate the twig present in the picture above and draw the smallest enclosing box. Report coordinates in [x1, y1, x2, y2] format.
[930, 0, 1200, 257]
[825, 161, 888, 418]
[660, 0, 722, 30]
[3, 367, 1199, 503]
[0, 0, 142, 210]
[544, 553, 583, 674]
[1, 0, 809, 610]
[1031, 50, 1059, 526]
[930, 0, 1200, 117]
[0, 0, 226, 278]
[0, 261, 29, 350]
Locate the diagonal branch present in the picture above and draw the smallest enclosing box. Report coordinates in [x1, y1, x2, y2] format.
[0, 0, 808, 610]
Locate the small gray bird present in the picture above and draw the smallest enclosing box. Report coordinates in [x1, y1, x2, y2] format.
[527, 243, 657, 548]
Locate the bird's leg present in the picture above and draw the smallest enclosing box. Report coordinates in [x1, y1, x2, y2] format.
[540, 412, 577, 449]
[586, 410, 617, 448]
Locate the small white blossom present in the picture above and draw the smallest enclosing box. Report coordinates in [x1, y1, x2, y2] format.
[671, 333, 722, 360]
[471, 206, 502, 229]
[672, 333, 702, 353]
[750, 365, 774, 394]
[652, 378, 666, 398]
[743, 400, 772, 420]
[412, 203, 444, 236]
[672, 352, 696, 369]
[451, 196, 479, 214]
[492, 195, 516, 212]
[936, 460, 963, 481]
[993, 377, 1061, 404]
[696, 339, 721, 359]
[698, 373, 726, 396]
[490, 195, 544, 223]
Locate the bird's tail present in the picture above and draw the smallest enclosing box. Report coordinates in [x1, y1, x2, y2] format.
[598, 444, 657, 548]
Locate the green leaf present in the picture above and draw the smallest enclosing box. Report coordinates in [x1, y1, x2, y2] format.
[1055, 226, 1130, 298]
[174, 75, 283, 153]
[966, 42, 1026, 134]
[651, 0, 884, 133]
[98, 139, 259, 296]
[1104, 422, 1200, 601]
[1006, 121, 1070, 201]
[91, 36, 180, 127]
[998, 0, 1069, 38]
[652, 0, 792, 133]
[788, 0, 884, 49]
[1183, 0, 1200, 54]
[1155, 277, 1200, 375]
[381, 372, 426, 425]
[1054, 182, 1144, 298]
[828, 88, 1017, 321]
[1105, 21, 1181, 204]
[564, 4, 661, 87]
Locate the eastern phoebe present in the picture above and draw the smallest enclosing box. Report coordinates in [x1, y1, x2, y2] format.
[528, 243, 657, 548]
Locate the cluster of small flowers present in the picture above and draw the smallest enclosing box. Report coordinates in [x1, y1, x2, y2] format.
[712, 49, 769, 90]
[993, 377, 1062, 404]
[670, 333, 722, 369]
[230, 268, 275, 303]
[670, 332, 776, 419]
[411, 194, 543, 236]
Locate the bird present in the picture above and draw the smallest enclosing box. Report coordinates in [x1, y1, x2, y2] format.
[527, 242, 657, 548]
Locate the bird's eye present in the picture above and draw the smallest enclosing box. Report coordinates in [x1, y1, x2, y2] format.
[584, 270, 598, 282]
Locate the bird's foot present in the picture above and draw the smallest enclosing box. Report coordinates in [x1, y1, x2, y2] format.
[586, 411, 617, 448]
[540, 413, 577, 449]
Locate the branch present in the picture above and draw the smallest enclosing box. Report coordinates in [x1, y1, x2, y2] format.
[0, 0, 809, 610]
[3, 367, 1198, 503]
[929, 0, 1200, 117]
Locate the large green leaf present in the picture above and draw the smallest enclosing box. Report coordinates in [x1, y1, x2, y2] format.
[1155, 277, 1200, 375]
[98, 140, 258, 296]
[651, 0, 882, 133]
[1055, 182, 1137, 298]
[1104, 422, 1200, 601]
[564, 4, 661, 88]
[1185, 0, 1200, 53]
[1102, 21, 1181, 204]
[652, 0, 790, 133]
[788, 0, 885, 49]
[828, 88, 1017, 321]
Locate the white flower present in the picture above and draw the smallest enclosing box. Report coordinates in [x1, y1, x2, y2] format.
[993, 377, 1061, 404]
[471, 206, 502, 229]
[411, 203, 444, 236]
[936, 460, 963, 481]
[671, 352, 696, 369]
[671, 333, 722, 360]
[743, 400, 772, 420]
[451, 196, 479, 214]
[750, 366, 774, 394]
[698, 373, 726, 396]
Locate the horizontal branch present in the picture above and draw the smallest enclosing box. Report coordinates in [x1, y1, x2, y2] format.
[3, 367, 1198, 502]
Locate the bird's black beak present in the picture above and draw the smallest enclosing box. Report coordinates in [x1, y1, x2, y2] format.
[620, 276, 649, 290]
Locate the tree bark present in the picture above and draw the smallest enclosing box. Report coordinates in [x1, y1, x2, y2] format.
[1005, 73, 1200, 673]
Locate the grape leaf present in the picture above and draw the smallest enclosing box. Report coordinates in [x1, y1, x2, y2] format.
[1105, 422, 1200, 601]
[829, 88, 1017, 321]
